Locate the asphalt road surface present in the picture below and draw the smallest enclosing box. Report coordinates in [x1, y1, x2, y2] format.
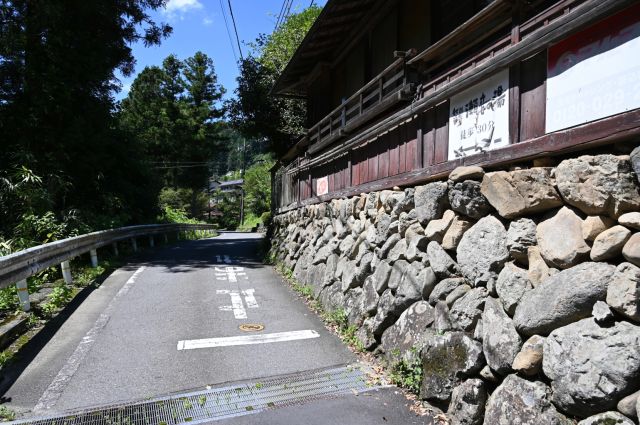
[1, 233, 424, 424]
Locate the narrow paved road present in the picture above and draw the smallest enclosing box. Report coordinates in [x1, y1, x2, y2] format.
[1, 233, 423, 424]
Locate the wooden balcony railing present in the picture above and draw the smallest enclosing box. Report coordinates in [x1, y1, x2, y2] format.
[307, 51, 416, 155]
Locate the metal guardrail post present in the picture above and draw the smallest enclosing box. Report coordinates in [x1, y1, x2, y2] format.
[61, 261, 73, 284]
[90, 249, 98, 268]
[164, 234, 169, 244]
[149, 235, 154, 248]
[131, 238, 138, 252]
[16, 279, 30, 312]
[113, 242, 119, 256]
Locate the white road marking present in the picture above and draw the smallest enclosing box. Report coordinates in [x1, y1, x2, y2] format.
[217, 289, 247, 319]
[242, 289, 258, 309]
[217, 289, 258, 319]
[214, 266, 247, 282]
[34, 267, 146, 412]
[177, 330, 320, 350]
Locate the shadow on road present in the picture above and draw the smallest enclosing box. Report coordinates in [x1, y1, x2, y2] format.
[0, 234, 268, 403]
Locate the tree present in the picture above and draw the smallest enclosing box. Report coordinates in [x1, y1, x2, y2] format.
[0, 0, 172, 242]
[243, 154, 276, 216]
[228, 6, 321, 157]
[119, 52, 227, 217]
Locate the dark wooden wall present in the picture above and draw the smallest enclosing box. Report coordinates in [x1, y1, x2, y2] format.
[274, 0, 640, 210]
[293, 48, 548, 203]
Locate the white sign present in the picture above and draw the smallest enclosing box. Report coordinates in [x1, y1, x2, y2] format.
[448, 69, 510, 160]
[316, 176, 329, 196]
[546, 7, 640, 133]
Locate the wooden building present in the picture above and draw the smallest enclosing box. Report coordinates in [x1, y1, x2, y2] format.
[271, 0, 640, 212]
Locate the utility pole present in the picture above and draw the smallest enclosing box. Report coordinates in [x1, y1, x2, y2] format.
[239, 138, 246, 226]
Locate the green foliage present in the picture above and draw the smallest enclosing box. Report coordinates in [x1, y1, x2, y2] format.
[389, 349, 423, 394]
[260, 211, 272, 227]
[0, 1, 171, 245]
[237, 213, 262, 232]
[244, 154, 276, 217]
[40, 282, 75, 317]
[0, 405, 16, 421]
[158, 206, 203, 225]
[212, 190, 241, 230]
[119, 51, 227, 217]
[0, 286, 18, 313]
[228, 6, 322, 156]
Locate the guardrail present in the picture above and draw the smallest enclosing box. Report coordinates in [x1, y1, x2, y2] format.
[0, 223, 218, 311]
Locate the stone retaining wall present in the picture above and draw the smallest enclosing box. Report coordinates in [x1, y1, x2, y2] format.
[269, 148, 640, 425]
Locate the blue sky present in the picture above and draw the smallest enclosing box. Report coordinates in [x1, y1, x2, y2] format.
[115, 0, 326, 102]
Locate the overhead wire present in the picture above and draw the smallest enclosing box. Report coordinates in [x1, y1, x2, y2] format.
[274, 0, 287, 30]
[283, 0, 293, 21]
[218, 0, 239, 65]
[227, 0, 244, 61]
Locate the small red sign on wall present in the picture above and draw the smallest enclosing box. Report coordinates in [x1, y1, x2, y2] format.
[316, 177, 329, 196]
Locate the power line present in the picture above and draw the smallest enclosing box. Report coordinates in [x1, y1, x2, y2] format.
[218, 0, 239, 65]
[275, 0, 292, 31]
[274, 0, 287, 31]
[283, 0, 293, 21]
[152, 164, 213, 170]
[309, 0, 315, 6]
[227, 0, 244, 61]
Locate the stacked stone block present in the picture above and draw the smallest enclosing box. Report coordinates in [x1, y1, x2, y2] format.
[270, 152, 640, 424]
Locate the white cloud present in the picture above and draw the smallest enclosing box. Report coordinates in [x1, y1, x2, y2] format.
[163, 0, 203, 19]
[203, 16, 214, 26]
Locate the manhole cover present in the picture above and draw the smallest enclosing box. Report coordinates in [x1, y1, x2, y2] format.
[239, 323, 265, 332]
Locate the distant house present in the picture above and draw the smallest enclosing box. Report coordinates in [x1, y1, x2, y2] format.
[209, 179, 244, 196]
[207, 178, 244, 218]
[271, 0, 640, 211]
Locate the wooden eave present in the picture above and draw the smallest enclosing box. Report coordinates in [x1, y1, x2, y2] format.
[271, 0, 380, 97]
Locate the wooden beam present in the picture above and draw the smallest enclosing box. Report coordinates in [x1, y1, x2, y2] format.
[408, 0, 513, 66]
[296, 0, 636, 172]
[292, 108, 640, 206]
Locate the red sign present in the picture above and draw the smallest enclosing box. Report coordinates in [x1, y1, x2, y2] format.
[316, 177, 329, 196]
[548, 3, 640, 77]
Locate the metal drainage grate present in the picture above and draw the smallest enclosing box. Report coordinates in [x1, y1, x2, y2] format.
[10, 365, 371, 425]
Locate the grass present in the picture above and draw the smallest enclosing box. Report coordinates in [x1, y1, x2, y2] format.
[388, 348, 423, 394]
[274, 262, 366, 353]
[237, 213, 262, 231]
[0, 405, 16, 421]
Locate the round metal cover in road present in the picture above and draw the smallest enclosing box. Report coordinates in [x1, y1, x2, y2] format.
[239, 323, 265, 332]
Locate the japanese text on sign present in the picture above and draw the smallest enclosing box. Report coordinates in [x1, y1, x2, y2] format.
[448, 69, 510, 160]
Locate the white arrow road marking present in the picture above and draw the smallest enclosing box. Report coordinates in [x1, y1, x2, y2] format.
[177, 330, 320, 350]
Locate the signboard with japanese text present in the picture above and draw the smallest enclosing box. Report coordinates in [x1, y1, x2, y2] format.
[448, 69, 510, 160]
[546, 4, 640, 133]
[316, 176, 329, 196]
